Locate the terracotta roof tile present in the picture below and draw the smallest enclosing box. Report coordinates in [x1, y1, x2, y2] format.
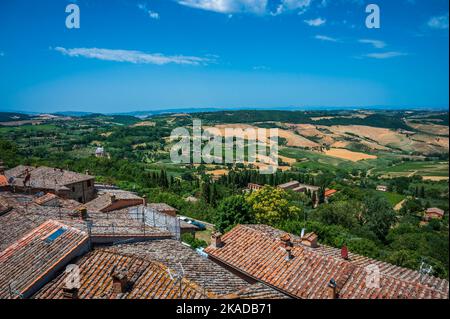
[5, 165, 94, 190]
[0, 220, 89, 299]
[34, 249, 210, 299]
[34, 193, 58, 206]
[84, 192, 143, 212]
[0, 175, 8, 187]
[103, 240, 252, 296]
[204, 224, 449, 299]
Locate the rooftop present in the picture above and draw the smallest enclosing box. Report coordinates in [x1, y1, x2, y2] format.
[0, 192, 85, 251]
[4, 165, 94, 190]
[324, 189, 338, 197]
[35, 240, 287, 299]
[426, 207, 445, 215]
[104, 240, 251, 296]
[0, 220, 89, 299]
[0, 192, 172, 250]
[204, 224, 449, 299]
[86, 208, 173, 241]
[84, 192, 143, 212]
[0, 175, 8, 187]
[278, 181, 299, 189]
[148, 203, 178, 212]
[35, 249, 211, 299]
[34, 193, 59, 206]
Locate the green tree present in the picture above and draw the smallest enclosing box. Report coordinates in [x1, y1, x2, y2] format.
[361, 195, 397, 241]
[246, 186, 302, 226]
[215, 195, 254, 232]
[312, 200, 361, 230]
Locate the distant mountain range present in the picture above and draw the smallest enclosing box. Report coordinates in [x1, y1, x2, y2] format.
[1, 105, 448, 122]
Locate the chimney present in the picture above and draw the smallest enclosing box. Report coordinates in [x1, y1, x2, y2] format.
[111, 268, 129, 295]
[85, 170, 90, 176]
[285, 246, 293, 261]
[211, 232, 224, 248]
[279, 233, 292, 248]
[62, 286, 79, 300]
[110, 194, 116, 203]
[301, 232, 318, 248]
[327, 279, 337, 299]
[78, 206, 88, 220]
[341, 245, 349, 260]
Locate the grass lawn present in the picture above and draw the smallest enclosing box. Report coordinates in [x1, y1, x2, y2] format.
[379, 191, 406, 206]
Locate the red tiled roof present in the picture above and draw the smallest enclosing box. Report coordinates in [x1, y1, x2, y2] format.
[103, 240, 255, 296]
[34, 193, 58, 205]
[205, 225, 355, 299]
[84, 192, 143, 212]
[0, 175, 8, 187]
[204, 225, 449, 299]
[324, 189, 337, 197]
[0, 220, 89, 299]
[35, 249, 211, 299]
[426, 207, 445, 216]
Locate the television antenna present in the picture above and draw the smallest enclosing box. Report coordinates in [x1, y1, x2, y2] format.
[167, 262, 185, 298]
[419, 260, 433, 282]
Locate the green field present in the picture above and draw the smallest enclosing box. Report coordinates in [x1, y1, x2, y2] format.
[373, 161, 449, 178]
[279, 147, 390, 172]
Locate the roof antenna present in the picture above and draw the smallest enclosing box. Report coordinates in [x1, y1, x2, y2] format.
[419, 260, 433, 282]
[167, 262, 185, 298]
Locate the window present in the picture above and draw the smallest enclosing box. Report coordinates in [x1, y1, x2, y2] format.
[44, 227, 67, 243]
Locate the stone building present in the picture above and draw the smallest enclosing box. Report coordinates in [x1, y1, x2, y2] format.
[4, 165, 96, 203]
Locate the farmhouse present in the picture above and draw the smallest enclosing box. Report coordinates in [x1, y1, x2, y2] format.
[425, 207, 445, 220]
[247, 183, 263, 191]
[278, 181, 319, 193]
[376, 185, 388, 192]
[95, 147, 105, 158]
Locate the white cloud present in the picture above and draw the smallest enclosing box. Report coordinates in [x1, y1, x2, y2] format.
[148, 10, 160, 19]
[364, 51, 408, 59]
[427, 13, 449, 30]
[176, 0, 312, 15]
[358, 39, 386, 49]
[252, 65, 270, 70]
[54, 47, 213, 66]
[176, 0, 268, 14]
[272, 0, 311, 16]
[304, 17, 326, 26]
[138, 3, 160, 19]
[314, 35, 339, 42]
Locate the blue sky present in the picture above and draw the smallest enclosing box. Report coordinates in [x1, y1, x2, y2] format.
[0, 0, 448, 113]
